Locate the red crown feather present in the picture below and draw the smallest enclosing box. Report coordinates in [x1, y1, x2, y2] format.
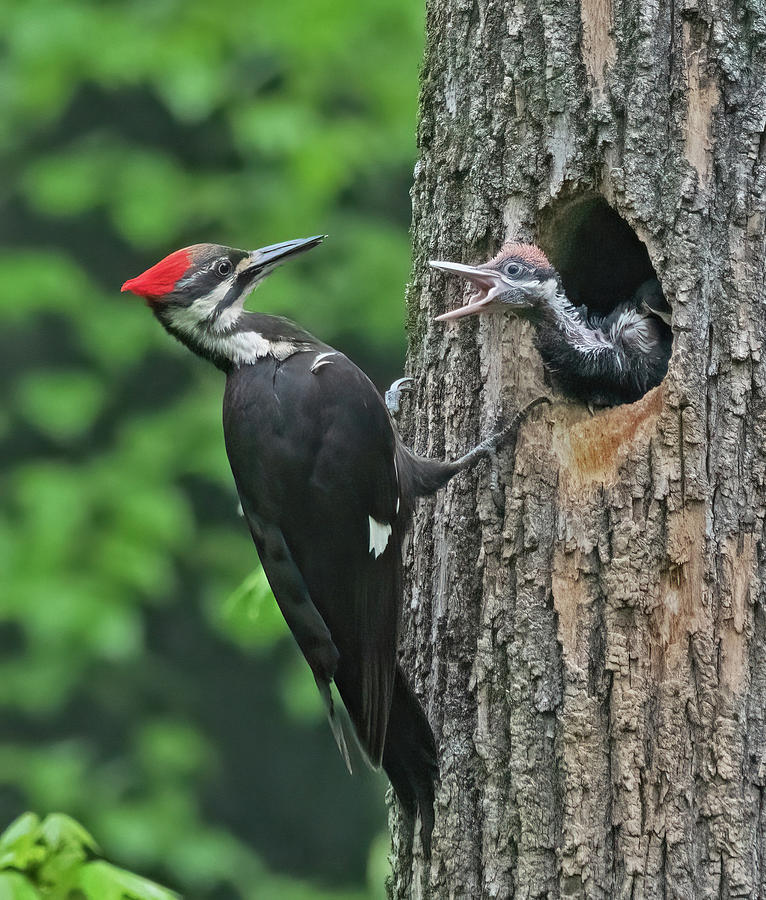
[121, 248, 193, 299]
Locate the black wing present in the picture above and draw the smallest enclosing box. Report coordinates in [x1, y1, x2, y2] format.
[222, 348, 403, 766]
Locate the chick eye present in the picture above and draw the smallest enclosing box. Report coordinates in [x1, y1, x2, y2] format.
[215, 259, 233, 279]
[505, 263, 522, 277]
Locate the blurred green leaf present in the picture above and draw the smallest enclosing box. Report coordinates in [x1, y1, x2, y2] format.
[214, 566, 288, 650]
[37, 844, 85, 895]
[39, 813, 98, 854]
[79, 861, 178, 900]
[0, 813, 41, 851]
[0, 813, 176, 900]
[0, 813, 44, 871]
[280, 653, 323, 724]
[136, 721, 211, 782]
[0, 870, 42, 899]
[0, 252, 92, 321]
[15, 371, 106, 441]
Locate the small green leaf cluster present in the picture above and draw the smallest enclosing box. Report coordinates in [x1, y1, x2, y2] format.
[0, 812, 176, 899]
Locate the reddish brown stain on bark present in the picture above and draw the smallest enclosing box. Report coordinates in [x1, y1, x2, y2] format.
[552, 385, 664, 494]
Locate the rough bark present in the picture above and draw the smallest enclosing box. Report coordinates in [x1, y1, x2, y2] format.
[391, 0, 766, 897]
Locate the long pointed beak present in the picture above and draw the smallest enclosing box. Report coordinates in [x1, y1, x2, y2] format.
[430, 260, 511, 321]
[246, 235, 325, 273]
[429, 261, 493, 280]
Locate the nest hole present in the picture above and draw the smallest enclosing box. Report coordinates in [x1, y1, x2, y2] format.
[538, 196, 664, 315]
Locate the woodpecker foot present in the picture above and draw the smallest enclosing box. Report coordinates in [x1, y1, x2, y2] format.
[386, 376, 415, 415]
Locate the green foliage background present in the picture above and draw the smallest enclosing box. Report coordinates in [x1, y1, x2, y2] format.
[0, 1, 423, 896]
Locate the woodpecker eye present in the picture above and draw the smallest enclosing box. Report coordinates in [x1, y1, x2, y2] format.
[215, 259, 233, 279]
[505, 263, 522, 277]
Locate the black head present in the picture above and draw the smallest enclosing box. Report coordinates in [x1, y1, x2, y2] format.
[121, 236, 324, 328]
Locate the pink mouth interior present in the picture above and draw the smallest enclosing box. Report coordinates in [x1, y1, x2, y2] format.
[463, 281, 493, 306]
[434, 275, 501, 321]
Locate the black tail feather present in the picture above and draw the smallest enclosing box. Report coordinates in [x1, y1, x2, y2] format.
[396, 445, 461, 498]
[382, 665, 438, 856]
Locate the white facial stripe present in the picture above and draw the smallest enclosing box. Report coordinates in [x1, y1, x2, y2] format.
[213, 254, 260, 330]
[211, 275, 261, 333]
[172, 263, 263, 335]
[214, 296, 248, 332]
[310, 351, 337, 373]
[368, 517, 392, 558]
[160, 262, 301, 365]
[165, 301, 297, 365]
[169, 279, 234, 333]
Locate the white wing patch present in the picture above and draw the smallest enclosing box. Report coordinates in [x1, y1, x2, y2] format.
[310, 351, 337, 373]
[368, 516, 392, 558]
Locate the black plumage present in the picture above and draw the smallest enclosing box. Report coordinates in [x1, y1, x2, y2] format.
[532, 287, 672, 406]
[122, 237, 507, 852]
[432, 243, 673, 407]
[224, 344, 446, 842]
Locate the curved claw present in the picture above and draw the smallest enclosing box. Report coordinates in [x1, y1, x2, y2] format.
[385, 376, 415, 415]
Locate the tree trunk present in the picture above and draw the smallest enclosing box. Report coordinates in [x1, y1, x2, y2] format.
[391, 0, 766, 897]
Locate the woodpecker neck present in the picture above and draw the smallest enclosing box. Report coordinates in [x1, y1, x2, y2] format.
[530, 286, 671, 405]
[154, 304, 319, 372]
[534, 289, 621, 361]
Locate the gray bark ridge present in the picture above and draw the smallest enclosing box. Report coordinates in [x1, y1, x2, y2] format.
[391, 0, 766, 898]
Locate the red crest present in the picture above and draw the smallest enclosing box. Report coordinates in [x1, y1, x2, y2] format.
[121, 248, 193, 299]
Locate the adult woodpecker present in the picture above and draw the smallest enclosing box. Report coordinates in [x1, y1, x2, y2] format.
[431, 243, 672, 407]
[122, 236, 508, 851]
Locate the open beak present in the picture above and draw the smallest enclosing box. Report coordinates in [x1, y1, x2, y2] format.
[430, 260, 513, 321]
[246, 235, 325, 275]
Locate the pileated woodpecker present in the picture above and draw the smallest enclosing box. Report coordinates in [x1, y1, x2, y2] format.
[122, 236, 508, 851]
[431, 243, 672, 407]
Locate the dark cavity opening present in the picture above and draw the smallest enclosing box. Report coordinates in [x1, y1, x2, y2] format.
[538, 196, 662, 315]
[535, 195, 672, 406]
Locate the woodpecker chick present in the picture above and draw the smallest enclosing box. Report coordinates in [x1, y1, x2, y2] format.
[431, 243, 672, 407]
[122, 236, 510, 854]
